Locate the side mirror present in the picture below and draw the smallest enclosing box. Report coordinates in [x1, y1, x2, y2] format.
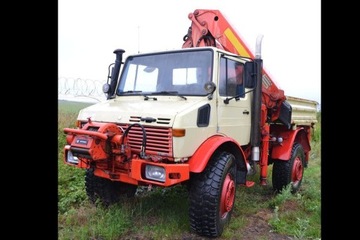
[204, 81, 216, 100]
[102, 83, 111, 94]
[204, 81, 216, 94]
[244, 62, 256, 88]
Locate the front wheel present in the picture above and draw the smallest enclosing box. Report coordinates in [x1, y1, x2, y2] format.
[188, 152, 237, 238]
[85, 169, 137, 207]
[272, 143, 305, 194]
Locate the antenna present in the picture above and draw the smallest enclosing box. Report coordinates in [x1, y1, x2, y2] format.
[137, 25, 140, 53]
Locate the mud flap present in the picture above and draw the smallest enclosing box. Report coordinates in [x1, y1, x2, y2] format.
[242, 181, 255, 187]
[237, 169, 255, 187]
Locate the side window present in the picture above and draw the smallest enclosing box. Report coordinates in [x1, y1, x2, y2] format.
[219, 58, 245, 97]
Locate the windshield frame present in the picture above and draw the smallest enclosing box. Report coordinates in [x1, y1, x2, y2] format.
[116, 48, 214, 97]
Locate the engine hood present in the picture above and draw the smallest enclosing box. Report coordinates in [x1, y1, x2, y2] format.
[77, 96, 206, 126]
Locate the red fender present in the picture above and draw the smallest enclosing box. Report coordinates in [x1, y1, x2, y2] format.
[188, 135, 244, 173]
[271, 128, 305, 160]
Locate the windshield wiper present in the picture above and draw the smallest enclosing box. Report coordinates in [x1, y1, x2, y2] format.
[143, 95, 158, 101]
[119, 90, 143, 95]
[149, 91, 187, 100]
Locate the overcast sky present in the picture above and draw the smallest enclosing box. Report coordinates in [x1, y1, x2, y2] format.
[58, 0, 321, 105]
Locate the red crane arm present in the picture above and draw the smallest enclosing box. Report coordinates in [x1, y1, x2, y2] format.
[182, 9, 286, 120]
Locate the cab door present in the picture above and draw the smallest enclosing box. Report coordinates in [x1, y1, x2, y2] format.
[216, 57, 252, 145]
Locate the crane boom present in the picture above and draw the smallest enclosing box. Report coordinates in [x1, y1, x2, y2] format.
[182, 9, 286, 120]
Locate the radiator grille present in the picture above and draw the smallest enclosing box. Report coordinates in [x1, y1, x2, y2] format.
[119, 124, 173, 157]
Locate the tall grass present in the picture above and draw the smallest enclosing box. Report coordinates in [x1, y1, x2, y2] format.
[58, 100, 321, 240]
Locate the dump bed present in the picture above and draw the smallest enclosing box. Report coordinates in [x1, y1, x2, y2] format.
[286, 96, 318, 126]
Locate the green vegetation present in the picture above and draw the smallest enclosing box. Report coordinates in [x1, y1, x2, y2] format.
[58, 100, 321, 240]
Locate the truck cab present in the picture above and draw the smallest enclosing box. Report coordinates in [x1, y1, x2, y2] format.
[105, 47, 254, 151]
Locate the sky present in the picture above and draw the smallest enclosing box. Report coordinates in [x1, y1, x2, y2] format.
[58, 0, 321, 106]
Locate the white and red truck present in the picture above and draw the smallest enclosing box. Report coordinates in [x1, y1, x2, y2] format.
[63, 9, 318, 237]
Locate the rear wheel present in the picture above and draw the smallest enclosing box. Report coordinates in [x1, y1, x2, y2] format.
[188, 152, 236, 238]
[272, 143, 305, 193]
[85, 168, 137, 207]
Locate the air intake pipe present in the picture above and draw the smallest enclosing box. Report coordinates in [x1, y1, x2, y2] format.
[106, 49, 125, 99]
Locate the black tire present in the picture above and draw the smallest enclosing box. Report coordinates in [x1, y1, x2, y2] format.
[188, 152, 237, 238]
[272, 143, 305, 194]
[85, 169, 137, 207]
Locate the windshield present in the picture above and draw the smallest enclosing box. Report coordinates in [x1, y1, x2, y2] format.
[116, 49, 213, 96]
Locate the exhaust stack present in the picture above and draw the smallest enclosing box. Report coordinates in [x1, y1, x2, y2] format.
[251, 35, 264, 162]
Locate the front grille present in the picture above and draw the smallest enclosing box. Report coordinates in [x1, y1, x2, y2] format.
[119, 124, 173, 157]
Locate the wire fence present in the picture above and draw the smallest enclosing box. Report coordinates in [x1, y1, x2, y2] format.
[58, 77, 107, 102]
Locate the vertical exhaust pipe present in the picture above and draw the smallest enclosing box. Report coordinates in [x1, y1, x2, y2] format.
[251, 35, 263, 162]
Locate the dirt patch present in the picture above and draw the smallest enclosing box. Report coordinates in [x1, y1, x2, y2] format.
[178, 208, 294, 240]
[237, 209, 293, 240]
[120, 207, 294, 240]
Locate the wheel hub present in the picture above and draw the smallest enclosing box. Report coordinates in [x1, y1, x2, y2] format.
[220, 174, 235, 217]
[292, 156, 303, 184]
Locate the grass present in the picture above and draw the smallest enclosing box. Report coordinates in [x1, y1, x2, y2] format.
[58, 100, 321, 240]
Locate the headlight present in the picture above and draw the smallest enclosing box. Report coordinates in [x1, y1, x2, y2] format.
[67, 150, 79, 165]
[145, 165, 165, 182]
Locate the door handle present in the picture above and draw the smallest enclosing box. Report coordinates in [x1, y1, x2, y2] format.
[243, 110, 249, 115]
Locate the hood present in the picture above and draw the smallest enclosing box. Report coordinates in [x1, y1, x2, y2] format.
[77, 95, 205, 126]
